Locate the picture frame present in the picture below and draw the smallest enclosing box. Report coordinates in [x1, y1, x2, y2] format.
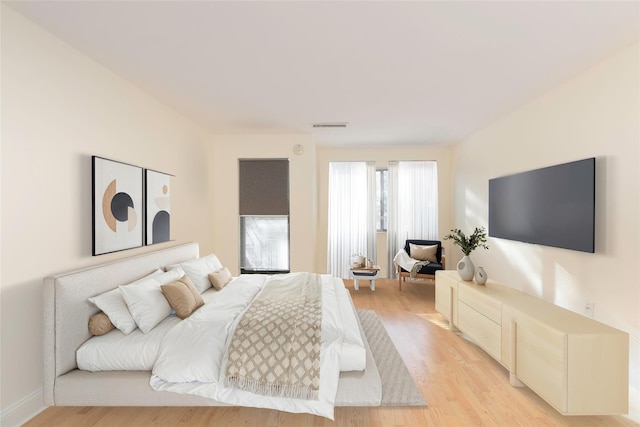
[92, 156, 144, 256]
[145, 169, 172, 245]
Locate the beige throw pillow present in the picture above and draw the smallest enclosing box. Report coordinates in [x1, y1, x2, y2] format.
[88, 312, 115, 336]
[161, 275, 204, 319]
[208, 267, 232, 291]
[176, 274, 205, 306]
[409, 243, 438, 262]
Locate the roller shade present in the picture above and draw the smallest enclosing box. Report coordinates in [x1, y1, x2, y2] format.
[239, 159, 289, 215]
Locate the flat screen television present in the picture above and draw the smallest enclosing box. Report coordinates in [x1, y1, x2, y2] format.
[488, 158, 595, 253]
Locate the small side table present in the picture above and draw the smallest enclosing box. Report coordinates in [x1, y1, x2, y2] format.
[350, 266, 381, 291]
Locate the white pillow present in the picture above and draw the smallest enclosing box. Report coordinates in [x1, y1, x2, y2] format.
[165, 254, 223, 293]
[120, 267, 185, 333]
[88, 269, 163, 335]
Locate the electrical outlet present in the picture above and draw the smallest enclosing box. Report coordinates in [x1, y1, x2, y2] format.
[585, 301, 595, 317]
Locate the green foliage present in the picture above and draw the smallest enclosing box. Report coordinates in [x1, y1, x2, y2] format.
[444, 227, 489, 256]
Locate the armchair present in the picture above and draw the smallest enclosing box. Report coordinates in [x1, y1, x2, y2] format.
[394, 239, 445, 291]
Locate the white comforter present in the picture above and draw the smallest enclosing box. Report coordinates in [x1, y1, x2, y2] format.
[150, 273, 358, 419]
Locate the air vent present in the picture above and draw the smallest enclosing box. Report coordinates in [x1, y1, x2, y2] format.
[312, 122, 348, 128]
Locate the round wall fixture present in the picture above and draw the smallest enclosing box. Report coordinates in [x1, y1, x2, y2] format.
[293, 144, 304, 155]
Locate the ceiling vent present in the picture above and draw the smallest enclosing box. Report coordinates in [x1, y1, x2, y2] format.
[312, 122, 349, 128]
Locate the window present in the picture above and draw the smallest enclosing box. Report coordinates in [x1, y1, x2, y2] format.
[327, 160, 437, 279]
[239, 159, 290, 273]
[376, 169, 388, 231]
[240, 216, 289, 273]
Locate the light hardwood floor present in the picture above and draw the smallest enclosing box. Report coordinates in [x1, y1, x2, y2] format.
[26, 279, 638, 427]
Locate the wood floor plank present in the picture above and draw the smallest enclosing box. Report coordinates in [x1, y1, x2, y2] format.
[25, 279, 637, 427]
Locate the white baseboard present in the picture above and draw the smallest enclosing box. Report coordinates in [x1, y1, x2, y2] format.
[0, 388, 45, 427]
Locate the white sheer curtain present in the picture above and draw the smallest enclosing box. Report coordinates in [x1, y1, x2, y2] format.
[387, 161, 438, 278]
[327, 161, 376, 278]
[386, 161, 399, 278]
[365, 162, 377, 263]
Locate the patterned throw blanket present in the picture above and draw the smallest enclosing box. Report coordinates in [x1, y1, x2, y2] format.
[224, 273, 323, 400]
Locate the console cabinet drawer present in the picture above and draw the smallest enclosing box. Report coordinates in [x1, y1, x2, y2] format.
[515, 318, 566, 412]
[458, 285, 502, 324]
[458, 301, 501, 360]
[513, 316, 629, 415]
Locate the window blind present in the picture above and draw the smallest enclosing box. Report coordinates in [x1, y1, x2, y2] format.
[239, 159, 289, 215]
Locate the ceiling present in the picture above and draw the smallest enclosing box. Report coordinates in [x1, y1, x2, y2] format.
[6, 1, 639, 147]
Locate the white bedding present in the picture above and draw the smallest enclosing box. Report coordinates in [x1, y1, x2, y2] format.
[150, 273, 347, 419]
[336, 287, 366, 371]
[76, 273, 365, 418]
[77, 316, 181, 371]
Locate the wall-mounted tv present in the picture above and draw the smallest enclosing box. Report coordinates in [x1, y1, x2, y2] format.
[488, 158, 595, 253]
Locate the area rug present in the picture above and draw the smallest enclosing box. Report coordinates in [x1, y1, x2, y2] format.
[357, 310, 427, 406]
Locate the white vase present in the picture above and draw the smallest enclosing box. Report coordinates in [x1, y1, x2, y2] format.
[457, 255, 475, 281]
[475, 266, 488, 285]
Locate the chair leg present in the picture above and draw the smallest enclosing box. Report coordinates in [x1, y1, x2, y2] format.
[398, 265, 402, 291]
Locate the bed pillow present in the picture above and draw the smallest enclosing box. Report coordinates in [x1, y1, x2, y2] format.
[165, 254, 223, 294]
[161, 275, 204, 319]
[409, 243, 438, 263]
[88, 312, 115, 336]
[208, 267, 232, 291]
[88, 268, 164, 335]
[120, 267, 186, 333]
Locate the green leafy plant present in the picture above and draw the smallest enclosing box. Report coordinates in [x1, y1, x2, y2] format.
[444, 227, 489, 256]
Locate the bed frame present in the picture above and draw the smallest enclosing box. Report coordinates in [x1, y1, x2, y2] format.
[43, 242, 381, 407]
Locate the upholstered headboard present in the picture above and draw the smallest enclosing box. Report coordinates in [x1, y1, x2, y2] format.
[43, 242, 199, 405]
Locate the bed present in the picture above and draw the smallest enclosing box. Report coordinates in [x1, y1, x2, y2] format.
[44, 242, 382, 419]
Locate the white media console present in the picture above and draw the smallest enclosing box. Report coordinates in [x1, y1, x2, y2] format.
[435, 270, 629, 415]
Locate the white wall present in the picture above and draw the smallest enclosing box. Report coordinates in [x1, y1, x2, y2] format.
[210, 135, 317, 274]
[0, 7, 215, 425]
[316, 145, 453, 275]
[451, 43, 640, 395]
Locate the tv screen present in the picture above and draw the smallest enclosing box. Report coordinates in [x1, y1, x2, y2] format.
[488, 158, 595, 253]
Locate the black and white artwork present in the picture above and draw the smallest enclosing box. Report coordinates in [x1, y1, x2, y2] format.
[145, 169, 172, 245]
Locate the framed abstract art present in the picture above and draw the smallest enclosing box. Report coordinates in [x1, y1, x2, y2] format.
[92, 156, 144, 255]
[145, 169, 172, 245]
